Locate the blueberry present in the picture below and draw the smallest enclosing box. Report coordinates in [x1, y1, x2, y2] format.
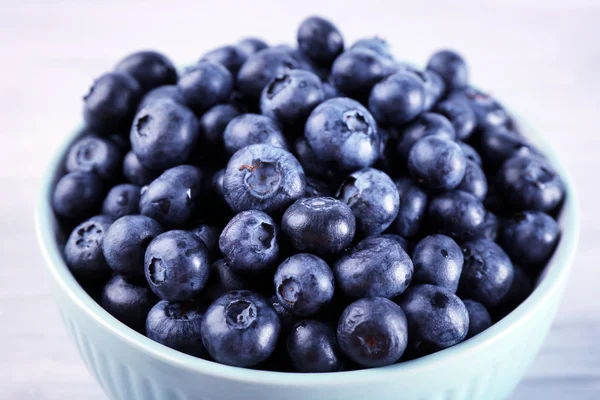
[201, 45, 247, 75]
[408, 136, 466, 191]
[322, 81, 341, 100]
[369, 71, 426, 126]
[462, 299, 492, 339]
[479, 127, 537, 171]
[396, 112, 456, 160]
[200, 104, 240, 146]
[394, 177, 428, 237]
[449, 87, 509, 130]
[237, 48, 299, 98]
[139, 165, 203, 227]
[282, 197, 355, 256]
[178, 61, 234, 114]
[103, 215, 164, 280]
[53, 171, 104, 221]
[122, 151, 160, 186]
[331, 48, 397, 99]
[101, 275, 158, 333]
[115, 51, 177, 93]
[219, 210, 279, 272]
[337, 297, 408, 368]
[434, 98, 476, 140]
[236, 37, 269, 58]
[412, 234, 463, 293]
[65, 215, 114, 281]
[273, 45, 321, 75]
[492, 265, 532, 318]
[65, 136, 123, 181]
[297, 16, 344, 64]
[457, 160, 488, 200]
[83, 72, 141, 135]
[336, 168, 399, 236]
[334, 236, 412, 299]
[189, 224, 221, 257]
[459, 238, 514, 307]
[457, 142, 482, 166]
[201, 290, 280, 367]
[380, 234, 412, 253]
[399, 284, 469, 354]
[223, 114, 288, 155]
[223, 144, 305, 213]
[269, 295, 297, 333]
[426, 50, 468, 89]
[350, 37, 394, 60]
[288, 320, 342, 372]
[130, 100, 200, 170]
[408, 69, 446, 111]
[499, 211, 560, 268]
[305, 98, 379, 173]
[211, 168, 226, 197]
[101, 184, 141, 219]
[146, 300, 206, 357]
[428, 190, 491, 242]
[260, 70, 325, 125]
[144, 230, 211, 302]
[138, 85, 185, 110]
[294, 137, 339, 181]
[304, 177, 331, 197]
[497, 154, 565, 213]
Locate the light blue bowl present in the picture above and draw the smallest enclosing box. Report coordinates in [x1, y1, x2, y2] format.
[35, 118, 579, 400]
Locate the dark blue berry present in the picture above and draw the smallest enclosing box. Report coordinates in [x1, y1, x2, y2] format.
[53, 171, 104, 221]
[406, 69, 446, 111]
[101, 275, 158, 333]
[350, 37, 393, 60]
[201, 45, 247, 75]
[428, 190, 491, 242]
[408, 136, 466, 191]
[178, 61, 234, 114]
[457, 141, 482, 166]
[297, 16, 344, 64]
[294, 137, 339, 181]
[144, 230, 211, 302]
[65, 215, 113, 281]
[269, 295, 297, 334]
[65, 136, 123, 181]
[457, 160, 488, 200]
[331, 48, 396, 99]
[369, 71, 425, 126]
[102, 184, 141, 219]
[211, 168, 225, 197]
[200, 104, 240, 146]
[426, 50, 468, 89]
[288, 320, 342, 372]
[123, 150, 160, 186]
[138, 85, 184, 110]
[236, 38, 269, 58]
[394, 178, 428, 237]
[304, 177, 331, 197]
[115, 51, 177, 93]
[380, 234, 412, 254]
[449, 87, 509, 130]
[223, 114, 287, 155]
[412, 234, 463, 293]
[237, 48, 299, 98]
[396, 112, 456, 160]
[434, 98, 476, 140]
[479, 127, 537, 171]
[189, 224, 220, 257]
[463, 299, 491, 339]
[492, 265, 532, 319]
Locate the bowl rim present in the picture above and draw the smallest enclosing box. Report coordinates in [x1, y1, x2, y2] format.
[35, 115, 580, 386]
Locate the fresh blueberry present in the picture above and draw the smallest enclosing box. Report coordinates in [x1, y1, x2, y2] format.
[83, 72, 141, 135]
[115, 51, 177, 93]
[237, 48, 299, 98]
[101, 275, 158, 333]
[497, 154, 565, 213]
[223, 114, 288, 155]
[334, 236, 412, 299]
[260, 70, 325, 125]
[130, 99, 200, 170]
[394, 178, 428, 238]
[380, 234, 412, 253]
[287, 320, 342, 372]
[426, 50, 468, 89]
[336, 168, 399, 236]
[369, 71, 426, 126]
[434, 98, 476, 140]
[337, 297, 408, 368]
[102, 215, 164, 280]
[200, 104, 240, 146]
[304, 177, 331, 197]
[65, 136, 123, 181]
[457, 160, 488, 200]
[146, 300, 206, 357]
[219, 210, 279, 273]
[189, 223, 220, 257]
[408, 136, 466, 191]
[223, 144, 306, 213]
[463, 299, 492, 339]
[492, 265, 532, 318]
[272, 44, 322, 76]
[322, 81, 341, 100]
[122, 150, 160, 186]
[53, 171, 104, 221]
[412, 234, 463, 293]
[499, 211, 560, 268]
[297, 16, 344, 64]
[294, 137, 339, 181]
[449, 87, 509, 130]
[204, 259, 261, 301]
[201, 45, 247, 75]
[236, 37, 269, 58]
[178, 61, 234, 114]
[101, 183, 141, 219]
[211, 168, 226, 197]
[305, 97, 379, 173]
[269, 295, 297, 333]
[479, 127, 537, 171]
[398, 284, 469, 354]
[201, 290, 281, 367]
[407, 69, 446, 111]
[144, 230, 211, 302]
[274, 253, 334, 316]
[350, 37, 394, 60]
[139, 165, 203, 227]
[428, 190, 491, 242]
[65, 215, 113, 281]
[331, 48, 397, 99]
[138, 85, 185, 110]
[457, 141, 482, 166]
[396, 112, 456, 160]
[282, 197, 355, 256]
[459, 238, 515, 307]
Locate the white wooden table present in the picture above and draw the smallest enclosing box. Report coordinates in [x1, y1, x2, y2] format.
[1, 1, 599, 398]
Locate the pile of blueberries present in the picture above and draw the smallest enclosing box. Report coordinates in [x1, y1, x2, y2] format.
[52, 16, 565, 372]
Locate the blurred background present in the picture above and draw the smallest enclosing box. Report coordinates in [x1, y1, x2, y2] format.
[1, 0, 599, 398]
